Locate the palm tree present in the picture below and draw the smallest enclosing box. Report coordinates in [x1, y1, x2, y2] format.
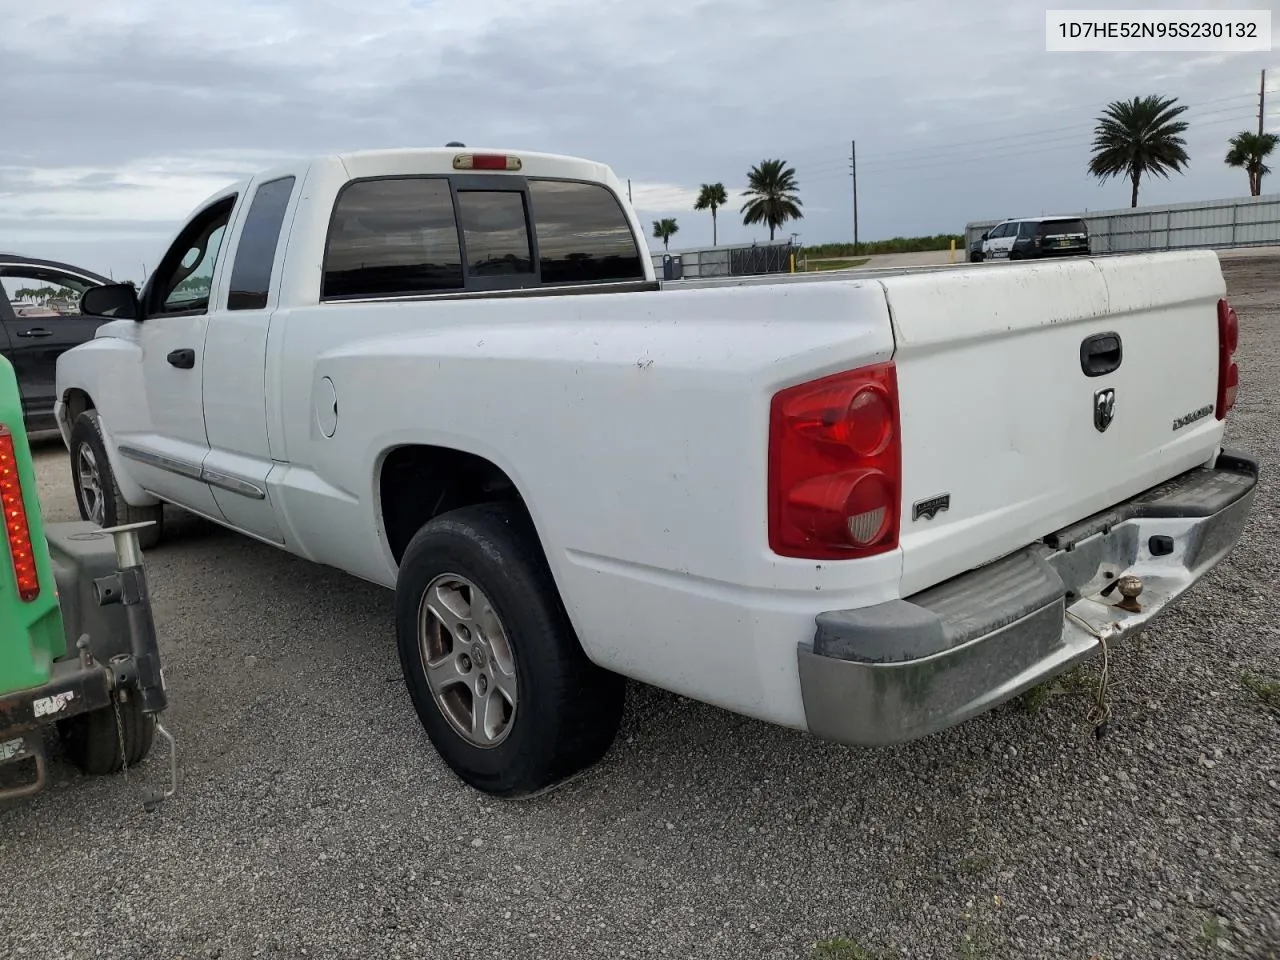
[740, 160, 802, 241]
[1088, 94, 1191, 208]
[652, 217, 679, 251]
[694, 183, 729, 246]
[1225, 130, 1280, 196]
[740, 159, 803, 241]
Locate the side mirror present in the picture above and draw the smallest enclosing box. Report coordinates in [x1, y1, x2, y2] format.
[980, 232, 989, 241]
[80, 283, 141, 321]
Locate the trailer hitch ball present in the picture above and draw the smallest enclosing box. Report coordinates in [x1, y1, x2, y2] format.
[1115, 574, 1144, 613]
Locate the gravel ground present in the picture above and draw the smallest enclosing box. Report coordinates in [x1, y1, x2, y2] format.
[2, 255, 1279, 960]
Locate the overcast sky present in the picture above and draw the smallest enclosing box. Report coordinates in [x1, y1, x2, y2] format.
[2, 0, 1278, 281]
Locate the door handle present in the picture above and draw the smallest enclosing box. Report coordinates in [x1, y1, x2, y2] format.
[16, 328, 52, 338]
[1080, 331, 1122, 378]
[167, 348, 196, 369]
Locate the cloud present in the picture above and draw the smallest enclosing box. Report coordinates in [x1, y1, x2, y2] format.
[629, 181, 748, 214]
[1, 0, 1274, 277]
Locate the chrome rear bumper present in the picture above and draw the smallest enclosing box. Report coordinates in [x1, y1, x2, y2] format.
[798, 449, 1258, 746]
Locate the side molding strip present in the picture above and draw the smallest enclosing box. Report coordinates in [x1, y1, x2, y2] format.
[117, 445, 267, 501]
[200, 467, 267, 501]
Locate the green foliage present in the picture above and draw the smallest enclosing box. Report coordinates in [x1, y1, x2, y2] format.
[741, 159, 803, 241]
[1088, 94, 1190, 207]
[694, 182, 729, 245]
[1225, 130, 1280, 196]
[803, 235, 963, 257]
[13, 285, 79, 301]
[651, 217, 679, 251]
[1240, 670, 1280, 712]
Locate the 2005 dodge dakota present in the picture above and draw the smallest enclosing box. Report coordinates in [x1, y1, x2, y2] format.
[55, 147, 1256, 796]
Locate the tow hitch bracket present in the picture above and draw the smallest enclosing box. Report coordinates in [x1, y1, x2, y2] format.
[96, 522, 178, 810]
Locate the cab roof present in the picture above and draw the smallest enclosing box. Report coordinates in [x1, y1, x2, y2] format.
[996, 215, 1087, 224]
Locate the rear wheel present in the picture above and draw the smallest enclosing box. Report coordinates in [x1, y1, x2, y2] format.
[395, 502, 625, 796]
[69, 410, 162, 549]
[57, 696, 156, 775]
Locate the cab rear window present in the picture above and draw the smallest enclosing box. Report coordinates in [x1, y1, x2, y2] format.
[322, 176, 643, 300]
[528, 180, 644, 284]
[323, 178, 464, 300]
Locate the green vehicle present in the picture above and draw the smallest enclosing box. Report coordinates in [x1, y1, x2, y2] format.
[0, 354, 175, 806]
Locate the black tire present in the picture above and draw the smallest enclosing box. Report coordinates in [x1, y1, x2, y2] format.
[395, 502, 625, 796]
[57, 695, 156, 775]
[69, 410, 162, 549]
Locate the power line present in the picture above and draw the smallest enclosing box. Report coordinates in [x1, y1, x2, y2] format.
[812, 113, 1267, 193]
[795, 107, 1258, 189]
[797, 101, 1261, 180]
[860, 91, 1257, 165]
[778, 92, 1259, 180]
[856, 105, 1257, 174]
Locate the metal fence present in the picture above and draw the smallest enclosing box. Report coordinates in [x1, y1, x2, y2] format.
[964, 192, 1280, 256]
[650, 240, 797, 279]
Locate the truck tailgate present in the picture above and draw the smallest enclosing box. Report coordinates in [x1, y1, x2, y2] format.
[884, 251, 1228, 597]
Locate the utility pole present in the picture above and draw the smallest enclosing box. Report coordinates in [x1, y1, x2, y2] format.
[849, 140, 859, 254]
[1259, 69, 1267, 137]
[1257, 69, 1268, 196]
[627, 179, 632, 203]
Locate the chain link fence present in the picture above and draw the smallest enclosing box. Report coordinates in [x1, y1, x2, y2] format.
[965, 192, 1280, 256]
[651, 240, 798, 280]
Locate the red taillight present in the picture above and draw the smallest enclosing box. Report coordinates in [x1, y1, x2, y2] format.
[768, 362, 901, 560]
[1216, 298, 1240, 420]
[452, 153, 523, 172]
[0, 426, 39, 601]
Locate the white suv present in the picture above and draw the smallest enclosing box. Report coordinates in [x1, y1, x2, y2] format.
[979, 216, 1091, 261]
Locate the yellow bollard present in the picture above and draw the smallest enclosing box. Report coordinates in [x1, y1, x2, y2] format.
[790, 253, 795, 273]
[950, 239, 956, 263]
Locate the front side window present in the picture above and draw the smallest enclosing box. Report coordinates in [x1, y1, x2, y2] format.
[228, 176, 296, 311]
[148, 197, 236, 316]
[456, 191, 534, 277]
[0, 268, 96, 317]
[528, 180, 644, 284]
[323, 178, 463, 299]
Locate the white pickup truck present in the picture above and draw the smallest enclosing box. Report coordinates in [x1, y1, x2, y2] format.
[56, 147, 1257, 797]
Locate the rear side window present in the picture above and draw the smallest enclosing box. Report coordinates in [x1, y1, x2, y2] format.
[228, 176, 296, 310]
[456, 191, 534, 276]
[1038, 218, 1088, 237]
[1016, 221, 1037, 239]
[324, 178, 463, 299]
[528, 180, 644, 284]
